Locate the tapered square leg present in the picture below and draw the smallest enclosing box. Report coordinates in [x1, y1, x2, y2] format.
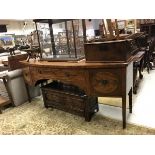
[129, 88, 132, 113]
[122, 96, 126, 129]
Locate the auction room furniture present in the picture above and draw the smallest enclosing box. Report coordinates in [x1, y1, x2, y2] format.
[6, 69, 41, 106]
[21, 58, 133, 129]
[140, 23, 155, 37]
[8, 53, 28, 71]
[132, 51, 145, 94]
[146, 38, 155, 69]
[7, 54, 41, 103]
[125, 32, 151, 74]
[0, 68, 40, 111]
[33, 19, 86, 60]
[41, 81, 99, 121]
[6, 69, 31, 106]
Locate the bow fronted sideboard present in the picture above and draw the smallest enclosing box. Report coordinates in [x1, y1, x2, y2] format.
[20, 59, 133, 129]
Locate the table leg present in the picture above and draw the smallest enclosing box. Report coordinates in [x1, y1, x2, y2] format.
[129, 87, 132, 113]
[133, 63, 138, 94]
[122, 96, 126, 129]
[84, 96, 91, 122]
[25, 84, 31, 103]
[139, 59, 144, 79]
[0, 107, 2, 114]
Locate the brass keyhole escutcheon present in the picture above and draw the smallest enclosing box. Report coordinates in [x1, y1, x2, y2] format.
[101, 80, 108, 85]
[92, 72, 119, 94]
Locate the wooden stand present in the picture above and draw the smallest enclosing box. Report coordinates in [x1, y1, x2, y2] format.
[21, 59, 133, 129]
[41, 81, 99, 121]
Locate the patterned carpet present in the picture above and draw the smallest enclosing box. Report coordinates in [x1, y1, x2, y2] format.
[0, 97, 155, 135]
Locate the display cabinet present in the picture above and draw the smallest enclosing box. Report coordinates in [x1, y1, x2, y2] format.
[33, 19, 86, 61]
[140, 20, 155, 37]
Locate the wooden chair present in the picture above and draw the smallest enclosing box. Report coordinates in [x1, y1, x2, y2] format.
[135, 34, 152, 73]
[6, 69, 41, 106]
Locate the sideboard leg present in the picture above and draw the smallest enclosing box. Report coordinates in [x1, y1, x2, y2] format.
[85, 98, 91, 122]
[85, 115, 91, 122]
[0, 107, 2, 114]
[25, 84, 31, 103]
[129, 87, 132, 113]
[122, 96, 126, 129]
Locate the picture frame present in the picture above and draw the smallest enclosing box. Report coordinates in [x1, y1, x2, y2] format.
[0, 35, 15, 48]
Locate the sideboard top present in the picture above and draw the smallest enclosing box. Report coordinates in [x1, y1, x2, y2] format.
[20, 58, 132, 69]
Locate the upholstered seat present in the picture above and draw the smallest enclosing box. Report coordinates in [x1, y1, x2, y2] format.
[6, 69, 41, 106]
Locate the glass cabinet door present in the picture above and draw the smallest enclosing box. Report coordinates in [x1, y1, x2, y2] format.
[34, 19, 86, 61]
[36, 22, 52, 58]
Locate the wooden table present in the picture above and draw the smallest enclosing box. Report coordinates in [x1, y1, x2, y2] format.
[20, 59, 133, 129]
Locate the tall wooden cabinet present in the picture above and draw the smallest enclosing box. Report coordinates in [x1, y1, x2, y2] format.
[140, 23, 155, 37]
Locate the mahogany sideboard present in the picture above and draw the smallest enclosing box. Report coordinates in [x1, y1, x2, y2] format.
[20, 59, 133, 129]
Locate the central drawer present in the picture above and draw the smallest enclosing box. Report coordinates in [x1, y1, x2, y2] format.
[32, 67, 85, 83]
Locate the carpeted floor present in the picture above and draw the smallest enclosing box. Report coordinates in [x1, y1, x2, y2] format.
[0, 97, 155, 135]
[98, 97, 123, 107]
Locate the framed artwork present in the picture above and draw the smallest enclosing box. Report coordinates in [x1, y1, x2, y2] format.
[0, 35, 15, 48]
[117, 20, 126, 29]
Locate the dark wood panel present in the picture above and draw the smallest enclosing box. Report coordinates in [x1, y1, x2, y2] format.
[8, 54, 28, 70]
[41, 82, 98, 121]
[84, 40, 137, 62]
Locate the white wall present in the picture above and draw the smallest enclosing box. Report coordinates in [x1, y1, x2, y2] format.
[0, 20, 35, 35]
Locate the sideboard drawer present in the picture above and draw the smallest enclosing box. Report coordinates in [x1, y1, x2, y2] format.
[32, 67, 85, 83]
[90, 69, 122, 96]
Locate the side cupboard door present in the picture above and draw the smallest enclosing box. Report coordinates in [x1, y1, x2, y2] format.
[89, 69, 123, 97]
